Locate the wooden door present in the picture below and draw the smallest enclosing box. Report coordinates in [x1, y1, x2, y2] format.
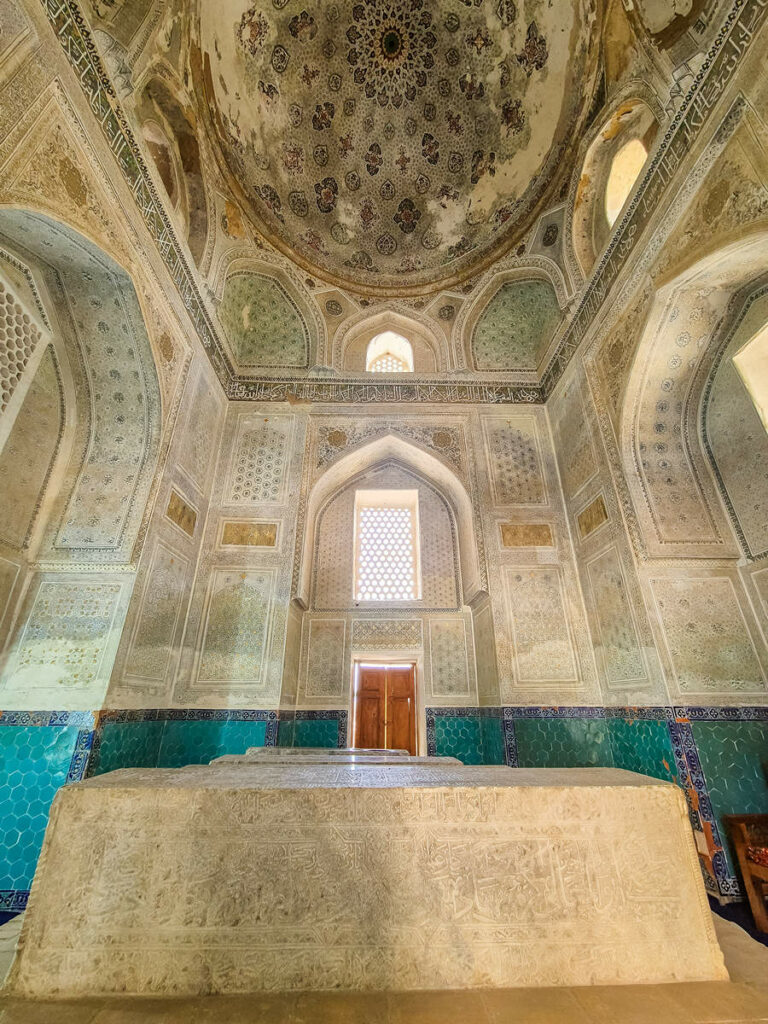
[353, 664, 416, 754]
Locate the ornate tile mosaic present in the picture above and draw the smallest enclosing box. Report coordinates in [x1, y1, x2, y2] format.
[652, 577, 765, 694]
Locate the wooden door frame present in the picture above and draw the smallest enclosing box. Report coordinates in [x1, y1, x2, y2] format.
[350, 653, 424, 754]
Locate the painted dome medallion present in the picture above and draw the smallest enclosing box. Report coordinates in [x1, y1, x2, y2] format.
[199, 0, 597, 291]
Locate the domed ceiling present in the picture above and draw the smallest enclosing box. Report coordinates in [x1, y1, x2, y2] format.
[198, 0, 598, 292]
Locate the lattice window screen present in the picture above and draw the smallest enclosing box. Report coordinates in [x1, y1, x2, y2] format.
[368, 353, 409, 373]
[354, 494, 420, 601]
[0, 277, 42, 415]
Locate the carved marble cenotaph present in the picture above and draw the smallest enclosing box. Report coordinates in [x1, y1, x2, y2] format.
[4, 748, 727, 997]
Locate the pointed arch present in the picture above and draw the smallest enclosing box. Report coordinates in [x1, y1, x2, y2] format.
[334, 308, 448, 373]
[297, 433, 483, 607]
[620, 231, 768, 559]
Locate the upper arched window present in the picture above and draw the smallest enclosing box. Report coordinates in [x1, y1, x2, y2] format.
[733, 323, 768, 433]
[605, 138, 648, 227]
[366, 331, 414, 373]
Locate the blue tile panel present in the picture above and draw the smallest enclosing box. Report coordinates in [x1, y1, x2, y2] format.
[479, 714, 505, 765]
[0, 724, 83, 908]
[2, 706, 768, 910]
[291, 718, 339, 748]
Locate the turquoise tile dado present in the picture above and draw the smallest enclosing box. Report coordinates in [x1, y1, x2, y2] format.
[291, 718, 339, 748]
[480, 715, 505, 765]
[515, 717, 612, 768]
[277, 718, 296, 747]
[433, 714, 484, 765]
[691, 720, 768, 873]
[0, 725, 81, 896]
[90, 721, 164, 776]
[157, 719, 268, 767]
[608, 718, 677, 783]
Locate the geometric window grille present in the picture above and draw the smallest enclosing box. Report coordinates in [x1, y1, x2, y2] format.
[354, 489, 420, 601]
[368, 352, 409, 373]
[366, 330, 414, 373]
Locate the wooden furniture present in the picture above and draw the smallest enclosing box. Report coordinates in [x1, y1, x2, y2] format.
[724, 814, 768, 933]
[352, 662, 416, 754]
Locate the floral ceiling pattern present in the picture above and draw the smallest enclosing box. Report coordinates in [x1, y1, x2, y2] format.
[199, 0, 595, 290]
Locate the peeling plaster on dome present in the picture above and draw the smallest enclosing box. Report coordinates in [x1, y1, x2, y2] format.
[198, 0, 597, 293]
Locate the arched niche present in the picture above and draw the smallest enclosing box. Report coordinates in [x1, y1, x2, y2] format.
[135, 75, 209, 265]
[213, 255, 321, 372]
[620, 232, 768, 560]
[311, 460, 460, 611]
[297, 434, 483, 608]
[704, 281, 768, 559]
[335, 309, 446, 374]
[464, 269, 565, 372]
[572, 98, 658, 278]
[0, 208, 162, 566]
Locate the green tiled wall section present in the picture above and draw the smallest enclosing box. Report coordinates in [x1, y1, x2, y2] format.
[515, 717, 612, 768]
[2, 709, 767, 911]
[432, 714, 485, 765]
[157, 720, 268, 767]
[91, 721, 164, 775]
[290, 717, 339, 748]
[0, 724, 83, 903]
[607, 717, 678, 784]
[691, 720, 768, 874]
[480, 715, 505, 765]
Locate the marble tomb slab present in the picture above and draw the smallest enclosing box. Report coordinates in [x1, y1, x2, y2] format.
[4, 753, 727, 997]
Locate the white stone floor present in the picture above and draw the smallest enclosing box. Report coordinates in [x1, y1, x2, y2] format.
[0, 913, 767, 1022]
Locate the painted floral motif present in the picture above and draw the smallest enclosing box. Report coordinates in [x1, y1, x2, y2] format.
[501, 99, 526, 136]
[516, 22, 548, 75]
[394, 198, 421, 234]
[237, 7, 269, 57]
[314, 176, 339, 213]
[346, 0, 438, 107]
[365, 142, 383, 176]
[289, 10, 317, 40]
[312, 102, 335, 130]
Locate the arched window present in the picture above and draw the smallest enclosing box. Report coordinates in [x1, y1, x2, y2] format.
[605, 138, 648, 227]
[366, 331, 414, 373]
[733, 323, 768, 433]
